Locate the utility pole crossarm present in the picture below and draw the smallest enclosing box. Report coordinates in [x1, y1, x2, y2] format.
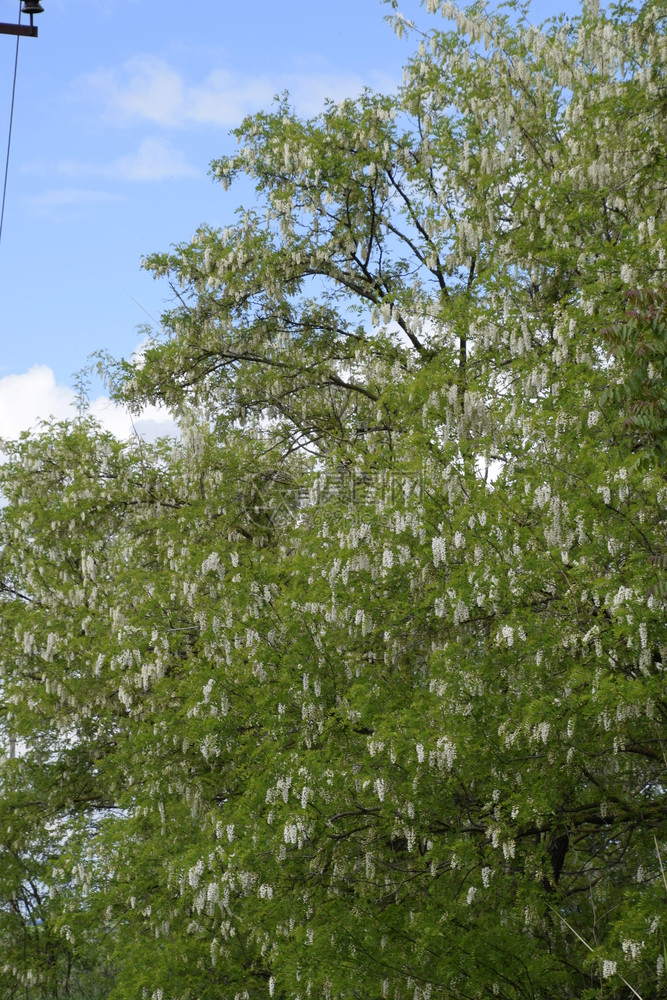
[0, 22, 37, 36]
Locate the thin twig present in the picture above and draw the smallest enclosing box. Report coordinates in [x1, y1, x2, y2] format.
[546, 904, 593, 953]
[655, 835, 667, 894]
[546, 904, 644, 1000]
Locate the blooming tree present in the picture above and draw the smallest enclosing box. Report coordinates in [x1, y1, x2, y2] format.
[1, 1, 666, 998]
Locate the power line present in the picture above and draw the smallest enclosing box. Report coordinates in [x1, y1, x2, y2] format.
[0, 3, 23, 250]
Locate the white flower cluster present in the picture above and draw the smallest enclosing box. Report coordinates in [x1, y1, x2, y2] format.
[602, 959, 617, 979]
[275, 776, 291, 804]
[201, 551, 223, 575]
[534, 484, 551, 508]
[536, 722, 550, 744]
[432, 535, 447, 567]
[621, 939, 644, 961]
[188, 859, 204, 889]
[453, 601, 469, 625]
[502, 840, 516, 860]
[429, 736, 457, 771]
[284, 822, 298, 844]
[500, 625, 514, 647]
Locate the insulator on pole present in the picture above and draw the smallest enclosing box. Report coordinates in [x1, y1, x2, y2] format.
[1, 2, 44, 35]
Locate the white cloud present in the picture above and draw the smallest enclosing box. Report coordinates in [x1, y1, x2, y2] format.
[187, 68, 277, 126]
[27, 188, 121, 207]
[25, 187, 123, 218]
[288, 71, 390, 117]
[51, 138, 199, 183]
[88, 394, 176, 441]
[76, 55, 388, 127]
[87, 56, 187, 126]
[0, 367, 73, 440]
[111, 138, 199, 181]
[0, 365, 175, 443]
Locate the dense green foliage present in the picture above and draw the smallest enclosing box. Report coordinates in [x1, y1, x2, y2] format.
[1, 1, 666, 998]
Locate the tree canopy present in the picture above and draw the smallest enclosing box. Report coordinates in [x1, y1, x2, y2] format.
[1, 1, 666, 999]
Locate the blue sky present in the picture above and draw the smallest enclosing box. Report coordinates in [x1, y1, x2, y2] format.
[0, 0, 579, 440]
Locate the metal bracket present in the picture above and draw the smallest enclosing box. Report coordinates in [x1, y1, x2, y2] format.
[0, 22, 38, 36]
